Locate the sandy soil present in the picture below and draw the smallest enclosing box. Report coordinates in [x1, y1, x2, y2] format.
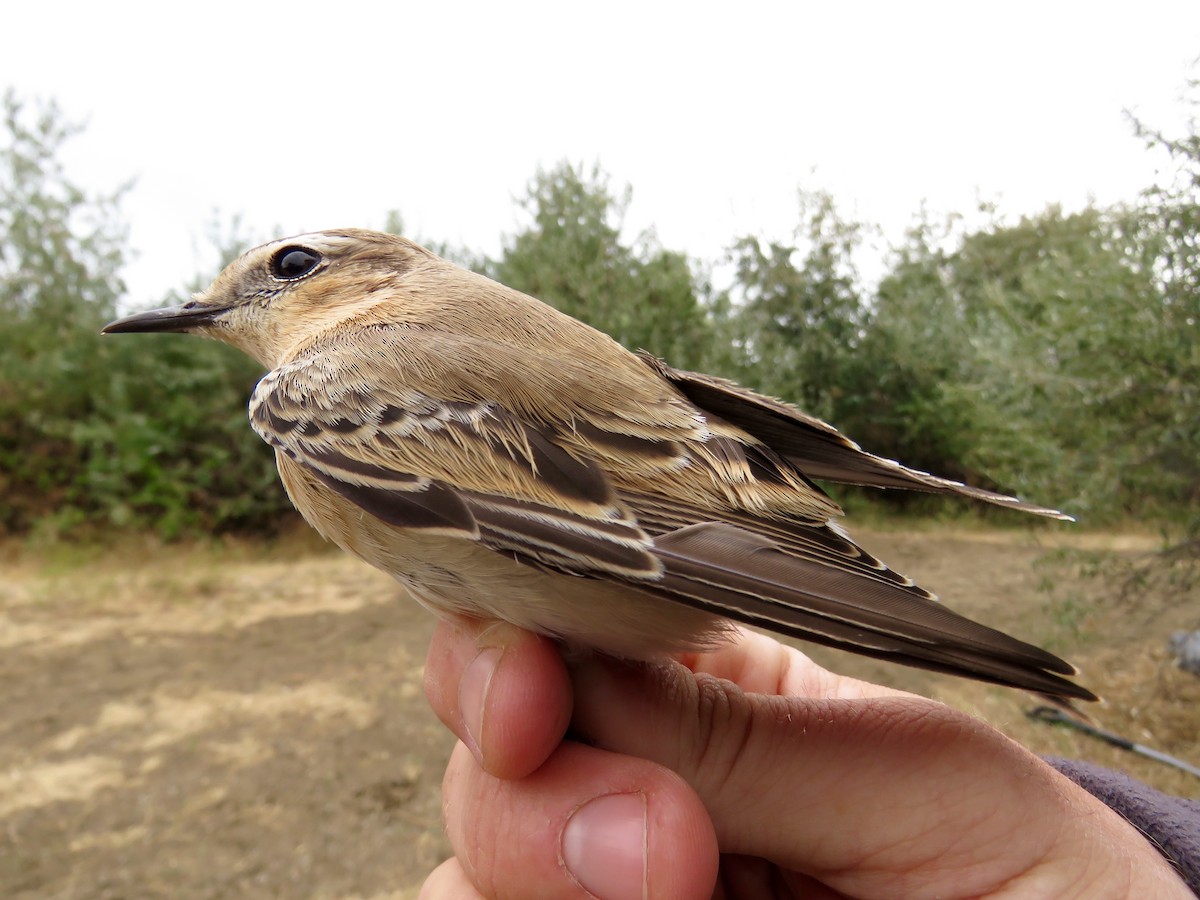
[1, 524, 1196, 898]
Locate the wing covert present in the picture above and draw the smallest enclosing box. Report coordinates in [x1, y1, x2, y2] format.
[250, 355, 660, 578]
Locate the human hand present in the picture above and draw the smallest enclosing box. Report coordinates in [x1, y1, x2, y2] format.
[420, 619, 1188, 899]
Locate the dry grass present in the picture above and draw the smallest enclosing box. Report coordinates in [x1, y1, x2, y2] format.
[0, 522, 1196, 898]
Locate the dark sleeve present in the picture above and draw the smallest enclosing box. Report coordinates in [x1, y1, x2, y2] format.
[1045, 756, 1200, 895]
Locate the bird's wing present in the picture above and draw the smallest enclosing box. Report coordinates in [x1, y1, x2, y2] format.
[640, 353, 1072, 520]
[250, 351, 660, 578]
[252, 332, 1092, 701]
[627, 495, 1096, 701]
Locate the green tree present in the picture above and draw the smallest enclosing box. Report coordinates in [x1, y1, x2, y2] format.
[496, 162, 715, 370]
[953, 206, 1165, 516]
[1127, 82, 1200, 534]
[834, 211, 984, 488]
[846, 203, 1175, 521]
[724, 190, 869, 421]
[0, 93, 291, 538]
[76, 216, 293, 537]
[0, 91, 128, 532]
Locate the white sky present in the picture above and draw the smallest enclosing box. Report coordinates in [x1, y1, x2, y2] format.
[4, 1, 1198, 305]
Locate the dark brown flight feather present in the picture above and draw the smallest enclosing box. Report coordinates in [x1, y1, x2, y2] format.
[649, 523, 1092, 700]
[641, 353, 1073, 520]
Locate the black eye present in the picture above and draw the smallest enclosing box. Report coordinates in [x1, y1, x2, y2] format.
[270, 246, 322, 280]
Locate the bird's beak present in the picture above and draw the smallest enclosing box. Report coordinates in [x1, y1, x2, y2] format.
[101, 304, 225, 335]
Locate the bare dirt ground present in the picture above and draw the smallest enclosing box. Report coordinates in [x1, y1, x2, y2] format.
[1, 523, 1197, 898]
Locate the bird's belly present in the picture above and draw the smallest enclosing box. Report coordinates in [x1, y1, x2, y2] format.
[378, 528, 730, 659]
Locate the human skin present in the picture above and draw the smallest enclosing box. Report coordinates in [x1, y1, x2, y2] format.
[420, 619, 1190, 899]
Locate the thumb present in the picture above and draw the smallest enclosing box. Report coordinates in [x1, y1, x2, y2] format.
[566, 653, 1084, 897]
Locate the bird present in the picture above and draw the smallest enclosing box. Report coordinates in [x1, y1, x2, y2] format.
[102, 228, 1095, 703]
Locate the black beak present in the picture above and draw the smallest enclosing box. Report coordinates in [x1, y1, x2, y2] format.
[101, 304, 225, 335]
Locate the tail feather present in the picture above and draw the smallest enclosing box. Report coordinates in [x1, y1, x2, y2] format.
[643, 356, 1073, 520]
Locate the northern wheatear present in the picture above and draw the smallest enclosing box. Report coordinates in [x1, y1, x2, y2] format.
[103, 229, 1094, 702]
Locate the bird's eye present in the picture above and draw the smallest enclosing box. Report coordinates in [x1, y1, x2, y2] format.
[270, 246, 322, 280]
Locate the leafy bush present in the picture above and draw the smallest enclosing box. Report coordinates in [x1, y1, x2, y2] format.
[2, 88, 1196, 540]
[0, 94, 291, 538]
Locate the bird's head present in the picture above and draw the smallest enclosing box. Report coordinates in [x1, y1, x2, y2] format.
[102, 229, 439, 367]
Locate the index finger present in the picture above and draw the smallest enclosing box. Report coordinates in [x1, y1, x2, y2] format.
[424, 617, 572, 779]
[676, 626, 914, 700]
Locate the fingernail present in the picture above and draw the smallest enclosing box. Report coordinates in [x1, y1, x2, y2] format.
[458, 647, 502, 763]
[561, 792, 647, 900]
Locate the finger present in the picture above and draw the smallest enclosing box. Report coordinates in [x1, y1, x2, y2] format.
[424, 617, 571, 779]
[567, 653, 1075, 896]
[442, 740, 719, 900]
[712, 855, 837, 900]
[677, 626, 913, 699]
[420, 857, 486, 899]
